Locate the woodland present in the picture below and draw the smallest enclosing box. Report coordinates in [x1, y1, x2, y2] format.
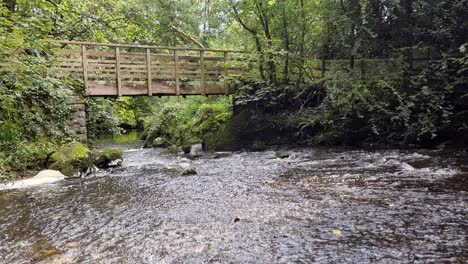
[0, 0, 467, 180]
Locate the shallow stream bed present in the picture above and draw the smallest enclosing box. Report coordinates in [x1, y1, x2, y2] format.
[0, 146, 467, 263]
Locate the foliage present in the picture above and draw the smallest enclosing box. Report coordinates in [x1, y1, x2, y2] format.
[86, 98, 122, 139]
[0, 139, 61, 181]
[143, 96, 232, 150]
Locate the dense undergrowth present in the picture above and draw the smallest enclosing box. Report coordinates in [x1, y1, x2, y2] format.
[141, 96, 232, 152]
[216, 53, 468, 149]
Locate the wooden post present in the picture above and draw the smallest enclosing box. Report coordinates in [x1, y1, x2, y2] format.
[223, 52, 229, 95]
[146, 48, 152, 96]
[81, 45, 88, 95]
[174, 50, 180, 96]
[200, 50, 206, 96]
[115, 47, 122, 97]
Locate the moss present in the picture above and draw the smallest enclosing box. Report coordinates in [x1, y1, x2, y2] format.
[49, 142, 90, 163]
[101, 148, 123, 160]
[48, 142, 92, 178]
[92, 148, 123, 168]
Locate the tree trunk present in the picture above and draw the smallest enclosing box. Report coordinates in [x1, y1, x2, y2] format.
[297, 0, 306, 88]
[231, 2, 266, 80]
[401, 0, 414, 89]
[255, 1, 276, 84]
[281, 0, 290, 82]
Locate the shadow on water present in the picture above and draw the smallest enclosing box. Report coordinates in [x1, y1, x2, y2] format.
[0, 146, 467, 263]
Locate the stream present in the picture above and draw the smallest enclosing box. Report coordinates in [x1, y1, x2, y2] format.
[0, 134, 467, 263]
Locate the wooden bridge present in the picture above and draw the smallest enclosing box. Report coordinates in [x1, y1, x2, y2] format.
[56, 41, 248, 97]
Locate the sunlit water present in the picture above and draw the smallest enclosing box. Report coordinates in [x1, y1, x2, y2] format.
[0, 139, 467, 263]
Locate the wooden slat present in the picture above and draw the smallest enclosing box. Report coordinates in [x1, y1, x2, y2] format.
[87, 59, 116, 64]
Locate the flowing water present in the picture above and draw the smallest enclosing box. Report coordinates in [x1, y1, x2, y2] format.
[0, 136, 467, 263]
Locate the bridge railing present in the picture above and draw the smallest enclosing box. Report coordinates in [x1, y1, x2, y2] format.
[55, 41, 249, 96]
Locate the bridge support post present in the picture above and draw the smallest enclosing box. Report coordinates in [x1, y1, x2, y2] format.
[67, 91, 88, 142]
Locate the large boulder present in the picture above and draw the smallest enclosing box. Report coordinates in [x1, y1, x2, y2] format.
[48, 142, 92, 178]
[186, 143, 204, 159]
[92, 148, 123, 168]
[0, 170, 65, 190]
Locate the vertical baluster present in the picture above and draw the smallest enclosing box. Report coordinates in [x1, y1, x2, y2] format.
[116, 47, 122, 96]
[175, 50, 180, 96]
[224, 52, 229, 95]
[200, 50, 206, 96]
[146, 48, 152, 96]
[81, 45, 88, 95]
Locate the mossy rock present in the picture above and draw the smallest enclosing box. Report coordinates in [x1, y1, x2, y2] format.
[49, 142, 90, 163]
[48, 142, 92, 178]
[93, 148, 123, 168]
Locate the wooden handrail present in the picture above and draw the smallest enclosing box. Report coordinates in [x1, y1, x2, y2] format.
[56, 40, 249, 53]
[51, 40, 248, 97]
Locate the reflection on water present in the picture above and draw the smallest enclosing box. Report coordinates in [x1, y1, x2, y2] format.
[91, 130, 143, 150]
[0, 147, 467, 263]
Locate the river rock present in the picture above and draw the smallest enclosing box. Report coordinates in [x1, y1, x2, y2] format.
[407, 159, 433, 169]
[48, 142, 93, 178]
[93, 148, 123, 168]
[190, 143, 204, 156]
[186, 143, 204, 159]
[0, 170, 65, 190]
[180, 168, 197, 176]
[275, 151, 290, 159]
[213, 152, 232, 159]
[152, 137, 170, 148]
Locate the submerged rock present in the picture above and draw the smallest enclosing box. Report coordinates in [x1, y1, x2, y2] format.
[180, 168, 197, 176]
[93, 148, 123, 168]
[48, 142, 92, 178]
[407, 159, 433, 169]
[275, 151, 290, 159]
[0, 170, 65, 190]
[213, 152, 232, 159]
